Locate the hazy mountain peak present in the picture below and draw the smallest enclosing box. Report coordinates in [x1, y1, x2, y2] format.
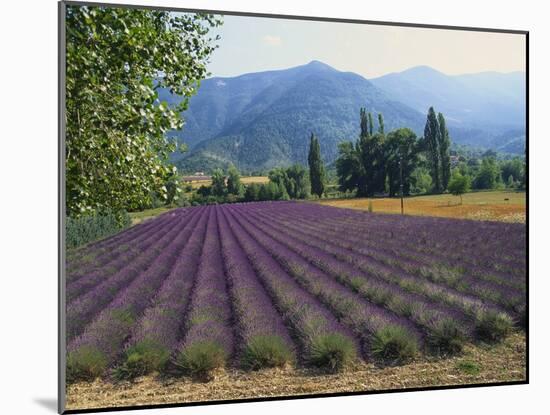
[371, 64, 525, 130]
[379, 65, 446, 80]
[305, 60, 335, 69]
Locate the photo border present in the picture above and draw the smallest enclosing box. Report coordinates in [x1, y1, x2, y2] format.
[58, 1, 529, 413]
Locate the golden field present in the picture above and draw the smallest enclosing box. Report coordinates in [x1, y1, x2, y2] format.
[319, 191, 526, 223]
[184, 176, 269, 189]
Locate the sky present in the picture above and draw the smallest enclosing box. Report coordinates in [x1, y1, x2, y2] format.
[199, 14, 526, 79]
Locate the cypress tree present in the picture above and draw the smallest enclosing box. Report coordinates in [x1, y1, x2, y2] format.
[308, 133, 325, 198]
[378, 113, 385, 135]
[360, 108, 369, 138]
[356, 109, 369, 196]
[368, 112, 374, 136]
[437, 112, 451, 191]
[424, 107, 442, 193]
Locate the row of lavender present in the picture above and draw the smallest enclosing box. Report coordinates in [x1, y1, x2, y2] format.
[66, 202, 526, 382]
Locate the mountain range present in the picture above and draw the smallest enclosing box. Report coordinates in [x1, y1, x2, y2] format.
[160, 61, 525, 173]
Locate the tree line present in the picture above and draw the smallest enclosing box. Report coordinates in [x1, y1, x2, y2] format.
[335, 107, 452, 198]
[185, 133, 329, 205]
[188, 164, 311, 206]
[184, 105, 525, 207]
[332, 106, 524, 200]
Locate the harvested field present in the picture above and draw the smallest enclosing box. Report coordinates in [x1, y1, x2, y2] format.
[319, 191, 526, 223]
[183, 176, 269, 189]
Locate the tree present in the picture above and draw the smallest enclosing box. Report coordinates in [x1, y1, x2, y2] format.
[244, 183, 260, 202]
[210, 168, 226, 197]
[268, 168, 290, 194]
[336, 110, 387, 197]
[165, 171, 182, 205]
[269, 165, 310, 199]
[226, 164, 243, 195]
[438, 113, 451, 191]
[359, 131, 386, 196]
[368, 113, 374, 136]
[65, 6, 222, 216]
[473, 157, 500, 189]
[423, 107, 442, 193]
[500, 158, 524, 184]
[258, 184, 271, 201]
[378, 113, 385, 135]
[410, 167, 432, 194]
[258, 182, 288, 201]
[448, 172, 471, 204]
[336, 141, 362, 194]
[384, 128, 419, 197]
[308, 133, 326, 197]
[360, 108, 370, 138]
[286, 165, 310, 199]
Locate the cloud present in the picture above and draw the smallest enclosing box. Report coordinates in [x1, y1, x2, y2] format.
[262, 35, 282, 47]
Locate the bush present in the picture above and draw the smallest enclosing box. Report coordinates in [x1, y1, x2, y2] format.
[475, 310, 513, 343]
[66, 346, 108, 382]
[241, 335, 294, 370]
[426, 318, 467, 355]
[113, 341, 171, 380]
[66, 209, 131, 249]
[309, 334, 357, 372]
[175, 341, 227, 378]
[371, 325, 418, 363]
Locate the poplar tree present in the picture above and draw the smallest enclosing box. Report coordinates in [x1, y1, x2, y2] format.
[424, 107, 442, 193]
[438, 112, 451, 191]
[378, 113, 385, 135]
[355, 109, 370, 196]
[368, 112, 374, 136]
[360, 108, 370, 138]
[308, 133, 326, 197]
[65, 6, 222, 216]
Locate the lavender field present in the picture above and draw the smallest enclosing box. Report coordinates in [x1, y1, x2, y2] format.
[66, 202, 526, 382]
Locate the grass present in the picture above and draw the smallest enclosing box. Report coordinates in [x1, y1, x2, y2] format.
[318, 190, 526, 223]
[455, 360, 481, 375]
[128, 206, 175, 225]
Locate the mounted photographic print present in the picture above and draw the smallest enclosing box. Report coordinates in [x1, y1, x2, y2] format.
[58, 1, 528, 413]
